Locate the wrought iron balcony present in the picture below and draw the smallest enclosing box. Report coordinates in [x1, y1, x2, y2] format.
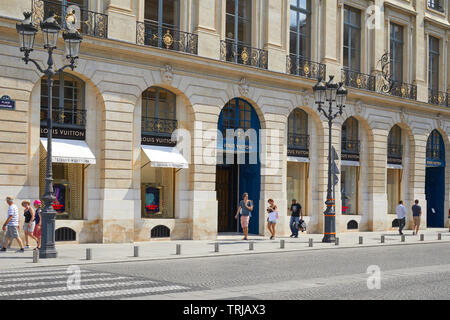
[429, 89, 449, 107]
[341, 69, 376, 92]
[288, 133, 310, 150]
[341, 139, 360, 155]
[428, 0, 445, 12]
[40, 107, 86, 128]
[286, 54, 326, 80]
[136, 21, 198, 55]
[388, 143, 403, 164]
[220, 40, 268, 69]
[142, 117, 177, 136]
[32, 0, 108, 38]
[389, 80, 417, 100]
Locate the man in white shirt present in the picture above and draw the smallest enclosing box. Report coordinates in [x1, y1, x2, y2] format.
[396, 200, 407, 235]
[1, 196, 24, 252]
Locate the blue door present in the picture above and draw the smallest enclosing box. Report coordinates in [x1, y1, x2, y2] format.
[425, 130, 445, 228]
[217, 98, 261, 235]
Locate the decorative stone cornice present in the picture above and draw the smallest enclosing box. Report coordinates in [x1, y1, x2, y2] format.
[161, 64, 173, 84]
[239, 77, 249, 96]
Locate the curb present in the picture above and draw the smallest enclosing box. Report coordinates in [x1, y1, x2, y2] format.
[5, 238, 450, 271]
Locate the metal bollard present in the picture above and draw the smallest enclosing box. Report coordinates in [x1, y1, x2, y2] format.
[214, 242, 219, 253]
[335, 237, 339, 246]
[438, 233, 442, 240]
[401, 235, 405, 242]
[249, 241, 254, 251]
[33, 249, 39, 263]
[359, 236, 363, 245]
[381, 235, 385, 243]
[176, 244, 181, 255]
[86, 248, 92, 260]
[134, 246, 139, 257]
[280, 239, 285, 249]
[420, 234, 424, 241]
[308, 238, 313, 247]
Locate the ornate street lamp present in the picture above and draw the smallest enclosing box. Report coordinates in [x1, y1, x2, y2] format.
[313, 76, 348, 243]
[16, 11, 82, 258]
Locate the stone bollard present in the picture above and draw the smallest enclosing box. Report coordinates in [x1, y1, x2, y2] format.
[86, 248, 92, 260]
[249, 242, 254, 251]
[176, 244, 181, 255]
[420, 234, 424, 241]
[33, 249, 39, 263]
[401, 235, 405, 242]
[308, 238, 313, 247]
[381, 235, 385, 244]
[134, 246, 139, 257]
[438, 233, 442, 240]
[335, 237, 339, 246]
[359, 236, 363, 245]
[280, 239, 285, 249]
[214, 242, 219, 253]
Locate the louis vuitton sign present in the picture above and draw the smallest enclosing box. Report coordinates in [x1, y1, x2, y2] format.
[40, 126, 86, 140]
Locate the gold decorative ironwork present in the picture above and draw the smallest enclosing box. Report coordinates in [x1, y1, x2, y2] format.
[241, 47, 249, 64]
[163, 30, 174, 48]
[303, 64, 310, 75]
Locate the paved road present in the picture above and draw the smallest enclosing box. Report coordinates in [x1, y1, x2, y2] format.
[1, 242, 449, 300]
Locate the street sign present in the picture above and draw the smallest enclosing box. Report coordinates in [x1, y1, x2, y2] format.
[0, 95, 15, 110]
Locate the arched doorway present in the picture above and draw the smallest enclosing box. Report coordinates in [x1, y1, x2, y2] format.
[425, 129, 445, 227]
[216, 98, 261, 234]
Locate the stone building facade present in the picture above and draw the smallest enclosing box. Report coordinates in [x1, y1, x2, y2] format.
[0, 0, 448, 243]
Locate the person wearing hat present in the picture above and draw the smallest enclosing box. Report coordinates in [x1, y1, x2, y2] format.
[33, 200, 42, 250]
[1, 196, 25, 252]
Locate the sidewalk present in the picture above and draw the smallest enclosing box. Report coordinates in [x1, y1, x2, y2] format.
[0, 229, 449, 270]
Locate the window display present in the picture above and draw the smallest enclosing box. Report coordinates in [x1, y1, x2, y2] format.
[341, 165, 358, 215]
[141, 166, 175, 219]
[387, 168, 401, 215]
[287, 162, 308, 215]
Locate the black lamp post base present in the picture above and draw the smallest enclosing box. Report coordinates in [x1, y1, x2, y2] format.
[322, 234, 336, 243]
[39, 248, 58, 259]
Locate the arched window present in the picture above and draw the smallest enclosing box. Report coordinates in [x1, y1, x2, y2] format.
[341, 117, 359, 157]
[40, 72, 85, 128]
[427, 129, 445, 164]
[287, 109, 309, 154]
[141, 87, 177, 136]
[388, 125, 402, 163]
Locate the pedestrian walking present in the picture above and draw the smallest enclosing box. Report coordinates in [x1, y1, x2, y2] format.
[289, 199, 302, 238]
[411, 199, 422, 235]
[33, 200, 42, 250]
[235, 193, 253, 240]
[1, 196, 25, 252]
[396, 200, 407, 235]
[22, 200, 38, 249]
[267, 199, 278, 240]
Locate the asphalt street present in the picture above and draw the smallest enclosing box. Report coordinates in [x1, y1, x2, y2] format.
[1, 242, 449, 300]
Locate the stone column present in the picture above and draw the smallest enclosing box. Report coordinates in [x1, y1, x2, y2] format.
[409, 132, 427, 229]
[413, 0, 428, 102]
[107, 0, 137, 43]
[263, 0, 288, 73]
[190, 105, 220, 240]
[195, 0, 221, 60]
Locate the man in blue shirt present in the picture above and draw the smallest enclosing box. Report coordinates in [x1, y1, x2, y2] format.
[235, 193, 253, 240]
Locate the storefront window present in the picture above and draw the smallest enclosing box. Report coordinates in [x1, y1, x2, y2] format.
[39, 162, 84, 220]
[141, 167, 175, 219]
[287, 162, 307, 215]
[341, 165, 358, 215]
[387, 168, 400, 215]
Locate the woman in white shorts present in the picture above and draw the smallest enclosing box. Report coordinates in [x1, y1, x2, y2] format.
[21, 200, 38, 249]
[267, 199, 279, 240]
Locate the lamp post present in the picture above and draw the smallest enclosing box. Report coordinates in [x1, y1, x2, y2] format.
[313, 76, 348, 243]
[16, 12, 82, 258]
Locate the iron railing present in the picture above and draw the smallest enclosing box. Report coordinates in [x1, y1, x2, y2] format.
[342, 69, 376, 92]
[142, 117, 177, 136]
[428, 0, 445, 12]
[136, 21, 198, 55]
[288, 133, 310, 150]
[286, 54, 326, 80]
[32, 0, 108, 38]
[220, 40, 268, 69]
[429, 89, 449, 107]
[341, 139, 360, 155]
[389, 80, 417, 100]
[40, 107, 86, 128]
[426, 146, 444, 162]
[388, 143, 403, 161]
